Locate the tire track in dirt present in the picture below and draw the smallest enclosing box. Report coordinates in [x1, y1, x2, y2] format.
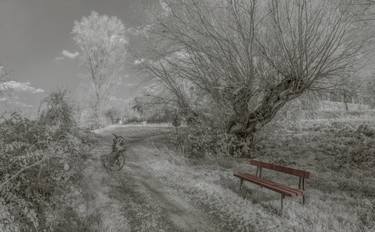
[86, 126, 375, 232]
[127, 144, 278, 232]
[82, 128, 220, 232]
[86, 127, 292, 231]
[114, 146, 219, 232]
[81, 144, 130, 231]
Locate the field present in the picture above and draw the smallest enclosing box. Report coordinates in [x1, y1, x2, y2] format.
[65, 115, 375, 232]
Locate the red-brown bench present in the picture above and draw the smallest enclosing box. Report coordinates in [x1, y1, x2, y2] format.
[233, 160, 310, 213]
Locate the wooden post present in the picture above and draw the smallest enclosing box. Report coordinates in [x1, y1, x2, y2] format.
[302, 177, 305, 190]
[301, 177, 305, 205]
[280, 194, 284, 215]
[302, 194, 305, 205]
[259, 167, 263, 189]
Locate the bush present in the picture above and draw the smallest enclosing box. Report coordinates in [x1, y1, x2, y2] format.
[176, 123, 244, 158]
[0, 91, 95, 231]
[124, 116, 144, 124]
[39, 90, 76, 137]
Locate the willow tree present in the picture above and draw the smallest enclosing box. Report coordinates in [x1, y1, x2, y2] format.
[73, 12, 127, 127]
[143, 0, 364, 152]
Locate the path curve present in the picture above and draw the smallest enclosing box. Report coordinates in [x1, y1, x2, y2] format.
[81, 126, 221, 232]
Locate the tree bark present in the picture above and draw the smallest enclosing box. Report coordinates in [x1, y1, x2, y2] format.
[227, 77, 305, 156]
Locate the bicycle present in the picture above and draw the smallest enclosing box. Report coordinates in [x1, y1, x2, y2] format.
[102, 134, 127, 171]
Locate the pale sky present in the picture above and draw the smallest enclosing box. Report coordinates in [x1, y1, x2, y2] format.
[0, 0, 157, 107]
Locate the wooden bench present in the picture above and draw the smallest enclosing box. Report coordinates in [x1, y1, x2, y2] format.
[233, 160, 310, 213]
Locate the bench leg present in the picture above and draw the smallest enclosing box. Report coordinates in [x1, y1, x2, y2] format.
[280, 194, 284, 215]
[302, 178, 305, 190]
[302, 194, 305, 205]
[239, 178, 243, 192]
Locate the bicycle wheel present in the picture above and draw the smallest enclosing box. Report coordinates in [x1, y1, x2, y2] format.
[108, 153, 125, 171]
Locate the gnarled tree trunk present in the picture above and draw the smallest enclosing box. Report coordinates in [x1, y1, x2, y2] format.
[142, 0, 363, 157]
[227, 77, 305, 155]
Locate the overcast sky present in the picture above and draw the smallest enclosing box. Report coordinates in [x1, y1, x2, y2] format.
[0, 0, 157, 107]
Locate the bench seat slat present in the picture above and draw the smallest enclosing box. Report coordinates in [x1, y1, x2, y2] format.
[253, 176, 304, 196]
[234, 173, 294, 196]
[248, 160, 310, 178]
[234, 172, 301, 197]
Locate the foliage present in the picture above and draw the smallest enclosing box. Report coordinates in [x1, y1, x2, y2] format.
[73, 11, 127, 128]
[124, 116, 144, 124]
[39, 90, 76, 137]
[142, 0, 366, 156]
[0, 199, 20, 232]
[176, 124, 244, 158]
[131, 85, 178, 124]
[0, 91, 95, 231]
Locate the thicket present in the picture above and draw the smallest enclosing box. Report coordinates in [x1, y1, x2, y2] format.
[0, 91, 95, 231]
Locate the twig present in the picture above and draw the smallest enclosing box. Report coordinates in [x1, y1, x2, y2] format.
[0, 156, 49, 190]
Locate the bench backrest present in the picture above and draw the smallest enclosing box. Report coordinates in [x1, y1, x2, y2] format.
[248, 160, 310, 178]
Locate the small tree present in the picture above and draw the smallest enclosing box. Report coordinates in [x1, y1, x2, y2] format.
[73, 11, 127, 128]
[38, 90, 76, 138]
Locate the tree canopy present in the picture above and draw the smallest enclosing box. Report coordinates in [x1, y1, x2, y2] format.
[73, 11, 127, 127]
[140, 0, 366, 150]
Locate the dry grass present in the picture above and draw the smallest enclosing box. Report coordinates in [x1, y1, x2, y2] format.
[250, 116, 375, 231]
[11, 121, 370, 232]
[136, 143, 373, 232]
[84, 121, 375, 231]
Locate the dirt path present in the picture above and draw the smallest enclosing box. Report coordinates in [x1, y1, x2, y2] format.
[81, 127, 222, 232]
[75, 125, 375, 232]
[80, 126, 338, 232]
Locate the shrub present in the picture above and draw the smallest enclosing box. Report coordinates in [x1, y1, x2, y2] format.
[124, 116, 144, 124]
[38, 90, 76, 137]
[177, 124, 243, 158]
[0, 91, 95, 231]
